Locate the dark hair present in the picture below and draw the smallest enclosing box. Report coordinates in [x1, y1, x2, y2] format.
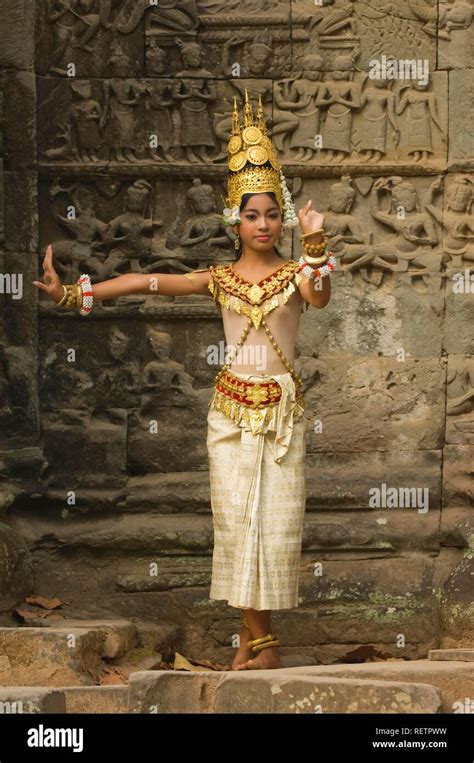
[234, 192, 284, 261]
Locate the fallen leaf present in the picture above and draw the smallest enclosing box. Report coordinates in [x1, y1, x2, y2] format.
[173, 652, 228, 672]
[100, 666, 127, 685]
[13, 607, 66, 623]
[25, 596, 63, 610]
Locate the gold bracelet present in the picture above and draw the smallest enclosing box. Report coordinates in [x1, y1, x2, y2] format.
[302, 252, 329, 267]
[75, 283, 83, 309]
[303, 242, 327, 253]
[302, 237, 329, 254]
[301, 238, 326, 249]
[301, 228, 325, 239]
[63, 285, 76, 310]
[55, 283, 83, 311]
[56, 285, 68, 306]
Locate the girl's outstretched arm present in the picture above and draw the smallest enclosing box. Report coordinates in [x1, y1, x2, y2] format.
[126, 268, 211, 298]
[32, 244, 211, 302]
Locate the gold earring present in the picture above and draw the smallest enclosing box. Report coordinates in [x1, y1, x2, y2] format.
[234, 233, 240, 251]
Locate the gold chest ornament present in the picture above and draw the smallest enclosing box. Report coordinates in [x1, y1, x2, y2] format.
[207, 259, 305, 329]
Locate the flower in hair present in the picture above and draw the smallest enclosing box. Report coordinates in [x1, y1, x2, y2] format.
[222, 206, 241, 225]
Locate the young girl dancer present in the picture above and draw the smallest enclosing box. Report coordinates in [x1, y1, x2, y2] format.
[33, 92, 335, 670]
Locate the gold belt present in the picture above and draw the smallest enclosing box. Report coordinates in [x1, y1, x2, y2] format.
[214, 368, 283, 408]
[209, 367, 305, 436]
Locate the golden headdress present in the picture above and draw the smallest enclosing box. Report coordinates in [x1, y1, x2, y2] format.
[223, 90, 298, 229]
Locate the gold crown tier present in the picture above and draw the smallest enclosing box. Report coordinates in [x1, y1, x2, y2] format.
[225, 90, 283, 213]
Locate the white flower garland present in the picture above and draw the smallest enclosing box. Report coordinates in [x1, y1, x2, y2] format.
[298, 253, 336, 288]
[78, 273, 93, 315]
[279, 170, 299, 229]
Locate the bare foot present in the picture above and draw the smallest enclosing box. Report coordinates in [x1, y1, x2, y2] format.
[230, 626, 255, 670]
[235, 645, 283, 670]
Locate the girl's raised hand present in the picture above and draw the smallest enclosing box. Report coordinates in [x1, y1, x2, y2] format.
[298, 200, 325, 236]
[32, 244, 64, 303]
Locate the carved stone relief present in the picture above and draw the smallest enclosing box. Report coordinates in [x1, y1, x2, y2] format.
[38, 175, 243, 291]
[293, 175, 449, 289]
[0, 0, 472, 651]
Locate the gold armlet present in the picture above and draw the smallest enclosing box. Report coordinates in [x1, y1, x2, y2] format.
[184, 268, 209, 288]
[184, 272, 197, 286]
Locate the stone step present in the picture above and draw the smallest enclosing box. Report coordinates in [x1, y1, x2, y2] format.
[283, 659, 474, 713]
[281, 654, 319, 668]
[39, 619, 138, 659]
[0, 627, 106, 687]
[0, 616, 181, 691]
[38, 617, 178, 663]
[429, 649, 474, 662]
[127, 669, 442, 714]
[60, 685, 129, 713]
[0, 688, 66, 713]
[132, 620, 179, 660]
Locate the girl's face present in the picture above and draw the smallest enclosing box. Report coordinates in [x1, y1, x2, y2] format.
[232, 194, 282, 249]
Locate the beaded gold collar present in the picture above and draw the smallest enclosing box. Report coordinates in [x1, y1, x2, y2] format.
[207, 260, 304, 329]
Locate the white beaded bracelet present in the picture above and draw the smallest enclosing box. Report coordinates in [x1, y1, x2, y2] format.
[77, 273, 93, 316]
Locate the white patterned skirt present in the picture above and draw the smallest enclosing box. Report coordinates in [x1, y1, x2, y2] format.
[206, 369, 307, 611]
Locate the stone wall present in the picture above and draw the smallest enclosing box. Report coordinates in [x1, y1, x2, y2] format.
[0, 0, 472, 662]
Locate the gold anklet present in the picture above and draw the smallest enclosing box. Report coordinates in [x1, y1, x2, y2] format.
[252, 640, 280, 652]
[247, 633, 280, 652]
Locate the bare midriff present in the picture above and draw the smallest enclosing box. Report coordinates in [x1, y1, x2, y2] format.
[220, 288, 305, 376]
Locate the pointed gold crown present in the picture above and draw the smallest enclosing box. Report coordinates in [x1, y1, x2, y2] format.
[225, 89, 283, 214]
